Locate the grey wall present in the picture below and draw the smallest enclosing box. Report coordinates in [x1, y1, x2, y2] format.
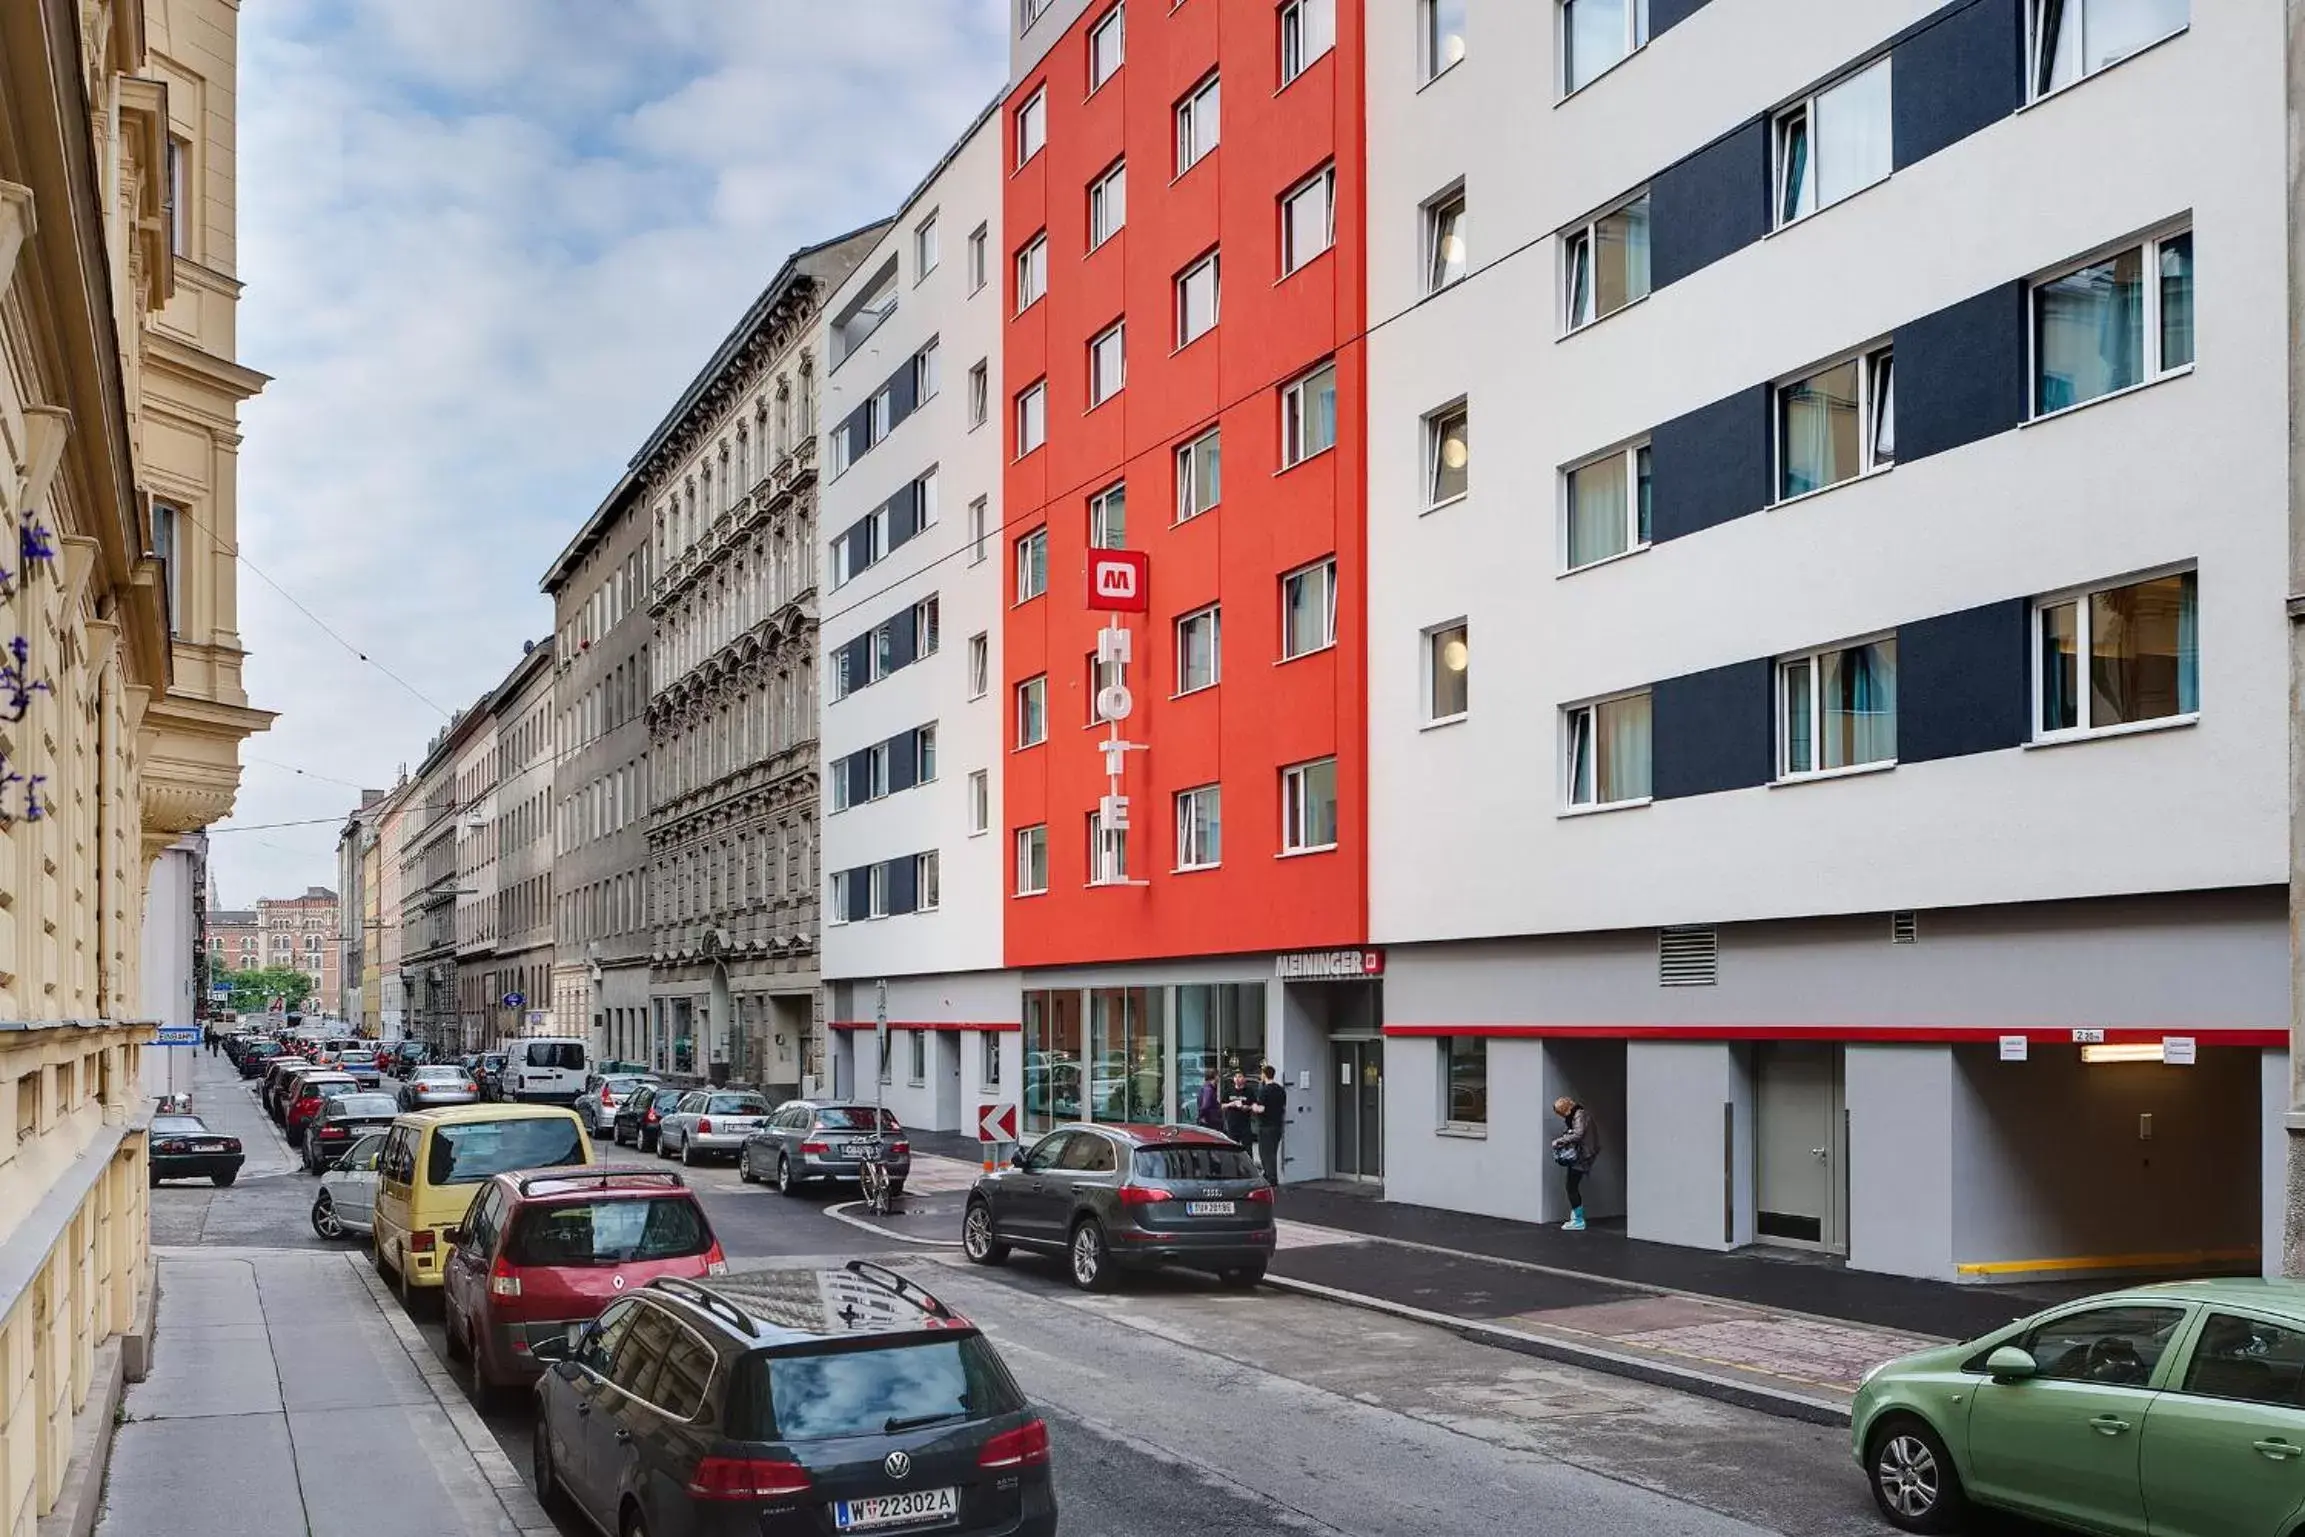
[1627, 1041, 1752, 1250]
[1383, 1035, 1551, 1222]
[2263, 1051, 2287, 1278]
[1846, 1045, 1956, 1279]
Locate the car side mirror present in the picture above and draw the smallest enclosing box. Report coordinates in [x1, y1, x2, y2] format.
[443, 1226, 465, 1247]
[1986, 1346, 2038, 1381]
[529, 1335, 571, 1364]
[1010, 1147, 1029, 1168]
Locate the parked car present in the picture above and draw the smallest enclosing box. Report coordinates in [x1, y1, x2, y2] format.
[341, 1049, 384, 1089]
[611, 1084, 673, 1153]
[303, 1091, 402, 1173]
[146, 1114, 244, 1187]
[236, 1039, 286, 1078]
[371, 1103, 593, 1294]
[261, 1058, 319, 1122]
[398, 1064, 480, 1112]
[441, 1166, 726, 1398]
[962, 1123, 1274, 1292]
[529, 1265, 1056, 1537]
[284, 1072, 361, 1147]
[311, 1130, 385, 1240]
[574, 1073, 655, 1138]
[739, 1101, 908, 1196]
[502, 1037, 589, 1103]
[474, 1052, 510, 1101]
[654, 1089, 772, 1166]
[388, 1040, 430, 1075]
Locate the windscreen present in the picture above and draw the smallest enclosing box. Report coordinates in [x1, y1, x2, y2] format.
[151, 1117, 207, 1137]
[1133, 1145, 1258, 1182]
[415, 1067, 466, 1083]
[310, 1080, 359, 1100]
[505, 1197, 711, 1266]
[814, 1107, 899, 1132]
[733, 1336, 1026, 1441]
[333, 1094, 398, 1119]
[425, 1118, 585, 1185]
[705, 1095, 767, 1115]
[524, 1042, 586, 1070]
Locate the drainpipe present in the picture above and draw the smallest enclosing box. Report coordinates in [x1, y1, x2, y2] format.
[96, 647, 115, 1019]
[2284, 0, 2305, 1275]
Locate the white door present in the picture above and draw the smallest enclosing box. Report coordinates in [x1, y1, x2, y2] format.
[1754, 1042, 1843, 1251]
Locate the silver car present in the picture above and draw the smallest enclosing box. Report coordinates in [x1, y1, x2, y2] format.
[739, 1100, 910, 1196]
[310, 1131, 384, 1240]
[575, 1073, 658, 1137]
[654, 1090, 771, 1165]
[397, 1064, 478, 1111]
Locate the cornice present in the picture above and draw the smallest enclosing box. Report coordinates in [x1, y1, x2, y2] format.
[142, 329, 269, 403]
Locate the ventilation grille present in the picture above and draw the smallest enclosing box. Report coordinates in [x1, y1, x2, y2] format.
[1659, 926, 1719, 987]
[1890, 911, 1919, 944]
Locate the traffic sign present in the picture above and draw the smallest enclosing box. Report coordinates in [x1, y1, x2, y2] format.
[155, 1025, 202, 1047]
[502, 992, 526, 1009]
[977, 1103, 1018, 1143]
[209, 984, 231, 999]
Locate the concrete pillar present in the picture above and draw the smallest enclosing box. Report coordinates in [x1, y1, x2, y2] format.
[2286, 0, 2305, 1275]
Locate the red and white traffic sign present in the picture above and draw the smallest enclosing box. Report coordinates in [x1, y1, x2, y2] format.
[1086, 551, 1149, 612]
[977, 1102, 1019, 1143]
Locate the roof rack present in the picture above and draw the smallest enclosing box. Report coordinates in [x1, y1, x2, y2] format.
[842, 1259, 955, 1321]
[514, 1167, 686, 1198]
[648, 1276, 756, 1337]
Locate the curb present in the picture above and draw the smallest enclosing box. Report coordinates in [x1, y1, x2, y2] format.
[33, 1339, 124, 1537]
[1261, 1272, 1852, 1427]
[823, 1200, 964, 1249]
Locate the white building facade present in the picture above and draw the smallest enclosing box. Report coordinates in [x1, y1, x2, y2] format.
[1365, 0, 2285, 1281]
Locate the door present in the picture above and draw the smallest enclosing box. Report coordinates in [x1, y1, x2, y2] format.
[935, 1032, 963, 1130]
[334, 1135, 384, 1227]
[1330, 1039, 1383, 1181]
[566, 1299, 646, 1520]
[1754, 1041, 1842, 1250]
[1002, 1131, 1076, 1245]
[2140, 1310, 2305, 1537]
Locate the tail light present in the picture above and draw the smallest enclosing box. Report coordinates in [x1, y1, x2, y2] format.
[978, 1419, 1051, 1470]
[703, 1240, 728, 1277]
[1117, 1185, 1173, 1207]
[154, 1139, 187, 1154]
[410, 1229, 436, 1254]
[1248, 1186, 1275, 1204]
[488, 1253, 521, 1298]
[600, 1088, 616, 1107]
[645, 1108, 661, 1124]
[697, 1118, 713, 1135]
[688, 1456, 811, 1500]
[890, 1141, 910, 1155]
[799, 1140, 829, 1154]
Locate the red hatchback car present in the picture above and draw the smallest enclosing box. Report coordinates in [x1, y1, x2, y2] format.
[440, 1166, 726, 1396]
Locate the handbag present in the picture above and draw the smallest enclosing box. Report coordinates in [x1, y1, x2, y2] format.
[1551, 1143, 1581, 1167]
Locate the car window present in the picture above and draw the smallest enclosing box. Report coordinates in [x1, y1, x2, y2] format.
[733, 1337, 1027, 1441]
[2018, 1305, 2187, 1387]
[506, 1197, 712, 1266]
[1058, 1133, 1115, 1173]
[814, 1106, 899, 1132]
[1134, 1145, 1258, 1181]
[425, 1117, 586, 1185]
[463, 1187, 502, 1252]
[1024, 1133, 1072, 1174]
[705, 1095, 767, 1115]
[609, 1305, 677, 1401]
[525, 1042, 587, 1070]
[334, 1094, 399, 1119]
[382, 1127, 416, 1183]
[654, 1333, 714, 1420]
[2182, 1312, 2305, 1407]
[678, 1092, 707, 1114]
[151, 1116, 207, 1136]
[343, 1133, 384, 1168]
[581, 1299, 637, 1375]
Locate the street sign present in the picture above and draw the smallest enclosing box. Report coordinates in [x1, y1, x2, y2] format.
[874, 981, 890, 1090]
[209, 984, 231, 999]
[1085, 551, 1149, 612]
[502, 992, 526, 1009]
[154, 1025, 202, 1047]
[977, 1103, 1019, 1143]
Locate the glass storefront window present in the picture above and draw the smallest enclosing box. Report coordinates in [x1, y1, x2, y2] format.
[1085, 988, 1167, 1124]
[1022, 989, 1083, 1134]
[1175, 983, 1267, 1123]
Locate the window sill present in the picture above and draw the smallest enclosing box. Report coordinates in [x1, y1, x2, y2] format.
[1416, 57, 1464, 95]
[1276, 443, 1338, 476]
[1558, 797, 1651, 819]
[1436, 1122, 1488, 1141]
[1277, 246, 1335, 286]
[1173, 682, 1218, 701]
[1420, 714, 1467, 733]
[1771, 463, 1891, 515]
[1559, 289, 1652, 341]
[1275, 844, 1337, 860]
[1172, 862, 1220, 875]
[2014, 26, 2189, 115]
[1771, 759, 1895, 789]
[1012, 888, 1049, 900]
[1764, 169, 1891, 239]
[1559, 542, 1650, 579]
[1277, 641, 1337, 666]
[2025, 713, 2199, 751]
[1012, 591, 1045, 608]
[2023, 365, 2192, 431]
[1171, 328, 1215, 358]
[1422, 492, 1468, 518]
[968, 826, 989, 838]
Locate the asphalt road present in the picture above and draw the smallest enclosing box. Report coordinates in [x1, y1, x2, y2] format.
[155, 1056, 2062, 1537]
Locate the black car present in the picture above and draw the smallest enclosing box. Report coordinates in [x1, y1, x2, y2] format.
[236, 1038, 285, 1078]
[612, 1083, 673, 1152]
[147, 1114, 244, 1187]
[302, 1090, 401, 1173]
[531, 1266, 1055, 1537]
[963, 1123, 1274, 1291]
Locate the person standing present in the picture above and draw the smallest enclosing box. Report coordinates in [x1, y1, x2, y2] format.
[1252, 1065, 1288, 1186]
[1550, 1096, 1599, 1231]
[1221, 1070, 1255, 1148]
[1194, 1069, 1224, 1130]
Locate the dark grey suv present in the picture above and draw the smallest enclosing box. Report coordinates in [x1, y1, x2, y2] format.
[530, 1266, 1055, 1537]
[962, 1123, 1274, 1291]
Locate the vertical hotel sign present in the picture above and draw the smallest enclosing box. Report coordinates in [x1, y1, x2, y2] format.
[1087, 552, 1149, 886]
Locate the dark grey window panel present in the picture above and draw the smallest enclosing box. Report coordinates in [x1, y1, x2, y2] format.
[886, 355, 918, 425]
[838, 403, 870, 461]
[844, 634, 872, 691]
[1897, 598, 2031, 762]
[1651, 0, 1715, 36]
[885, 856, 919, 917]
[888, 730, 920, 794]
[846, 754, 874, 808]
[1652, 659, 1774, 800]
[843, 868, 872, 923]
[1891, 0, 2020, 170]
[842, 517, 875, 581]
[888, 605, 918, 672]
[888, 481, 922, 547]
[1647, 385, 1771, 543]
[1648, 118, 1768, 290]
[1893, 281, 2027, 465]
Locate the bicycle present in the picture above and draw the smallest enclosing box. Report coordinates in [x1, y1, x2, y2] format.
[859, 1154, 895, 1217]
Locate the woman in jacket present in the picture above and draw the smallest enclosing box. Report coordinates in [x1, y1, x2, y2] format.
[1550, 1097, 1599, 1231]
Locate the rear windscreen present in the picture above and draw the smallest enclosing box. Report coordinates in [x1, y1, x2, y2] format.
[524, 1042, 586, 1070]
[705, 1095, 768, 1115]
[1133, 1146, 1258, 1182]
[732, 1336, 1026, 1441]
[425, 1118, 585, 1185]
[334, 1094, 398, 1119]
[814, 1107, 899, 1132]
[506, 1197, 710, 1266]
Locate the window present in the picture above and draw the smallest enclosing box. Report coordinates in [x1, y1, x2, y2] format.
[1016, 88, 1047, 166]
[967, 223, 989, 292]
[1779, 638, 1897, 778]
[968, 633, 990, 698]
[968, 361, 989, 428]
[2029, 0, 2188, 100]
[832, 262, 900, 367]
[1775, 59, 1892, 227]
[968, 770, 990, 835]
[1176, 253, 1220, 346]
[1089, 321, 1126, 406]
[1282, 362, 1339, 467]
[1425, 404, 1469, 507]
[1419, 0, 1467, 82]
[912, 340, 940, 402]
[2182, 1312, 2305, 1406]
[968, 498, 989, 566]
[1425, 189, 1468, 293]
[1174, 784, 1221, 870]
[909, 1030, 928, 1083]
[1564, 192, 1650, 329]
[1281, 758, 1339, 853]
[1177, 605, 1220, 693]
[1281, 0, 1335, 83]
[2036, 569, 2198, 738]
[1016, 527, 1047, 600]
[1089, 161, 1126, 248]
[1089, 6, 1125, 89]
[1563, 0, 1648, 93]
[1176, 428, 1221, 521]
[2033, 226, 2193, 415]
[1016, 381, 1048, 456]
[1020, 0, 1053, 26]
[1016, 235, 1048, 310]
[982, 1032, 1003, 1085]
[914, 213, 939, 278]
[153, 503, 182, 635]
[866, 741, 892, 800]
[1778, 345, 1894, 499]
[2012, 1306, 2184, 1387]
[1280, 165, 1336, 275]
[1281, 558, 1337, 658]
[1566, 692, 1652, 807]
[1088, 811, 1128, 885]
[1016, 825, 1049, 895]
[865, 862, 890, 920]
[1016, 675, 1048, 747]
[1090, 484, 1127, 549]
[1442, 1037, 1487, 1125]
[166, 137, 189, 255]
[1176, 74, 1220, 173]
[1563, 441, 1651, 569]
[1427, 622, 1469, 722]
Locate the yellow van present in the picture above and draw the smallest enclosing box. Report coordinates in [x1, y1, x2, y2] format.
[372, 1103, 591, 1292]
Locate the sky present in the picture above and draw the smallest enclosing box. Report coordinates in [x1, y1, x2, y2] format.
[210, 0, 1010, 909]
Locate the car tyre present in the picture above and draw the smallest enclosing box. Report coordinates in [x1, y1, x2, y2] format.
[443, 1298, 469, 1361]
[1069, 1218, 1114, 1292]
[211, 1171, 236, 1188]
[776, 1155, 798, 1197]
[680, 1139, 696, 1168]
[620, 1501, 649, 1537]
[1218, 1264, 1266, 1288]
[737, 1149, 756, 1184]
[962, 1201, 1009, 1266]
[1866, 1416, 1965, 1534]
[311, 1193, 343, 1241]
[532, 1422, 565, 1516]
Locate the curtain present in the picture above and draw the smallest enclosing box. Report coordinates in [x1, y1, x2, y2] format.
[1823, 639, 1897, 767]
[1599, 693, 1651, 802]
[1568, 454, 1629, 566]
[2176, 571, 2199, 713]
[1815, 60, 1891, 208]
[2159, 231, 2194, 369]
[1780, 360, 1858, 496]
[2040, 603, 2079, 731]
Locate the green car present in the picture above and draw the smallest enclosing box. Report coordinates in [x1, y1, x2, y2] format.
[1853, 1280, 2305, 1535]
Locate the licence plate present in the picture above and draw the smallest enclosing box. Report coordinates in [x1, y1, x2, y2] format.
[194, 1142, 226, 1153]
[840, 1141, 878, 1158]
[835, 1488, 958, 1530]
[1186, 1200, 1235, 1216]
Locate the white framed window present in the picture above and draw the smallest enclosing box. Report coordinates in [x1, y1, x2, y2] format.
[866, 741, 892, 799]
[1426, 621, 1469, 723]
[829, 870, 852, 924]
[1087, 811, 1129, 886]
[1090, 483, 1127, 549]
[1176, 428, 1221, 522]
[1280, 0, 1335, 84]
[2035, 569, 2198, 739]
[1176, 73, 1220, 173]
[1089, 5, 1125, 89]
[2028, 0, 2188, 100]
[1089, 160, 1126, 248]
[1563, 441, 1651, 570]
[1419, 0, 1467, 82]
[1176, 605, 1220, 693]
[1016, 675, 1048, 747]
[867, 387, 892, 447]
[968, 770, 990, 835]
[1280, 164, 1336, 275]
[1425, 187, 1468, 294]
[1176, 784, 1222, 870]
[913, 591, 940, 651]
[2033, 225, 2193, 416]
[166, 137, 189, 255]
[1281, 557, 1338, 659]
[1777, 344, 1894, 500]
[1016, 824, 1049, 895]
[1016, 234, 1049, 311]
[912, 339, 940, 402]
[1281, 361, 1338, 467]
[1441, 1037, 1488, 1126]
[968, 223, 989, 292]
[914, 212, 939, 279]
[1774, 58, 1892, 228]
[830, 761, 853, 813]
[1089, 321, 1126, 406]
[968, 499, 989, 566]
[968, 361, 989, 428]
[1016, 381, 1048, 456]
[1176, 252, 1219, 346]
[968, 633, 990, 698]
[1281, 757, 1339, 853]
[918, 851, 941, 912]
[1563, 0, 1648, 94]
[1016, 87, 1047, 166]
[1019, 0, 1053, 28]
[1425, 402, 1469, 508]
[1015, 527, 1048, 601]
[1565, 691, 1652, 808]
[982, 1031, 1002, 1084]
[1779, 637, 1897, 779]
[1563, 191, 1650, 330]
[869, 862, 890, 919]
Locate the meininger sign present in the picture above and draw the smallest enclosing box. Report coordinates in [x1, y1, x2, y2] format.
[1274, 949, 1385, 980]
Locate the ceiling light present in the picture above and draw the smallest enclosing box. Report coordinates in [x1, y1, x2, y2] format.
[1441, 435, 1469, 471]
[1441, 637, 1468, 672]
[2080, 1042, 2164, 1064]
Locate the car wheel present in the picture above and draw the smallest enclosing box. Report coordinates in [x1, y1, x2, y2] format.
[620, 1501, 649, 1537]
[211, 1171, 237, 1188]
[443, 1298, 469, 1361]
[1069, 1218, 1114, 1292]
[737, 1150, 756, 1184]
[532, 1421, 564, 1514]
[776, 1155, 797, 1197]
[962, 1201, 1009, 1266]
[1218, 1264, 1266, 1288]
[1867, 1417, 1965, 1534]
[680, 1139, 696, 1168]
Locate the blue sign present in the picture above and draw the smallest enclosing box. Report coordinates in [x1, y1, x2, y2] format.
[501, 992, 526, 1008]
[155, 1025, 202, 1047]
[209, 984, 231, 999]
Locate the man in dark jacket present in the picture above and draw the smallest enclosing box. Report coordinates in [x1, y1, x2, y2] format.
[1252, 1065, 1288, 1186]
[1221, 1071, 1255, 1147]
[1195, 1069, 1223, 1129]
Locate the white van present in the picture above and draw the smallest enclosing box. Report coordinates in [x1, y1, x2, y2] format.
[504, 1037, 589, 1103]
